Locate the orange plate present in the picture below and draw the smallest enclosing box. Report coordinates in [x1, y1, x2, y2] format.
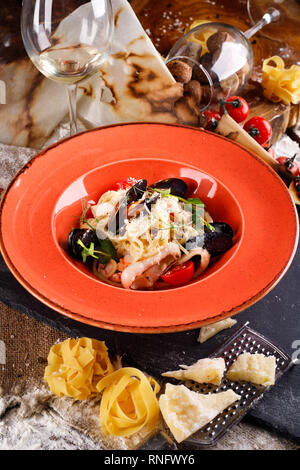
[0, 123, 298, 333]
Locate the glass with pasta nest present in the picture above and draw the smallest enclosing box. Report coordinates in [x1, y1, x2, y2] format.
[67, 177, 234, 290]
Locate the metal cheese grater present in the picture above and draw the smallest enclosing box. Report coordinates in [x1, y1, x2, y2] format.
[181, 322, 294, 447]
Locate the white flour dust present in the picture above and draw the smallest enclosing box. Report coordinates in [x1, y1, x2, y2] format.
[0, 387, 101, 450]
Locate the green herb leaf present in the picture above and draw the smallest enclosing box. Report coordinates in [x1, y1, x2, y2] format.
[186, 197, 205, 206]
[148, 187, 171, 197]
[148, 188, 205, 207]
[77, 239, 118, 265]
[77, 240, 99, 263]
[97, 238, 118, 264]
[203, 219, 215, 232]
[80, 206, 96, 232]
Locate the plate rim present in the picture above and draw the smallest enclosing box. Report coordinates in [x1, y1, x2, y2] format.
[0, 122, 299, 333]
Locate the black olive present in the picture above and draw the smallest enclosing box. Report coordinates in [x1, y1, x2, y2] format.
[148, 178, 188, 198]
[67, 228, 98, 259]
[205, 222, 234, 238]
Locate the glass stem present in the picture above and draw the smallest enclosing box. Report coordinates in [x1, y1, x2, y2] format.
[65, 84, 78, 135]
[244, 7, 280, 40]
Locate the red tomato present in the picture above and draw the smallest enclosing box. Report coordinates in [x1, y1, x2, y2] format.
[276, 154, 300, 177]
[161, 261, 194, 287]
[202, 110, 221, 132]
[219, 96, 249, 123]
[243, 117, 272, 146]
[111, 177, 138, 191]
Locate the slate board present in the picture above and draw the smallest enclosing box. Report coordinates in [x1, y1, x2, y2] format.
[1, 237, 300, 445]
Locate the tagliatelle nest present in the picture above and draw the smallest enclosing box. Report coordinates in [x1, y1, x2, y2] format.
[262, 56, 300, 105]
[97, 367, 161, 438]
[44, 338, 115, 400]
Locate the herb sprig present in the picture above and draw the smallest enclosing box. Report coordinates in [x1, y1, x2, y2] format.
[148, 187, 205, 207]
[75, 203, 118, 264]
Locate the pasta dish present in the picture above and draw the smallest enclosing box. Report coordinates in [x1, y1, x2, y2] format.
[67, 177, 233, 289]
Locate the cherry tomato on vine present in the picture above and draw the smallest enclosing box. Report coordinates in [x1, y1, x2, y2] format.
[161, 260, 194, 287]
[219, 96, 249, 123]
[276, 154, 300, 177]
[243, 116, 272, 146]
[202, 110, 221, 132]
[110, 177, 138, 191]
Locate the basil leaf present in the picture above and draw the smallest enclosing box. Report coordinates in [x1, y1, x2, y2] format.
[97, 238, 118, 264]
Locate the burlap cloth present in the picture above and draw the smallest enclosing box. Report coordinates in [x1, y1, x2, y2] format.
[0, 142, 299, 450]
[0, 303, 66, 395]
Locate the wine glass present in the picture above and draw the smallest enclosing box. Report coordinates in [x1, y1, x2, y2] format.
[21, 0, 113, 135]
[167, 8, 280, 105]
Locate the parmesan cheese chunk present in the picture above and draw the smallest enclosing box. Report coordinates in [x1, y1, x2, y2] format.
[226, 353, 276, 386]
[162, 357, 226, 386]
[159, 383, 240, 443]
[198, 318, 237, 343]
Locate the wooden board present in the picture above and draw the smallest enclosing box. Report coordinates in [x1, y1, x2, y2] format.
[130, 0, 300, 142]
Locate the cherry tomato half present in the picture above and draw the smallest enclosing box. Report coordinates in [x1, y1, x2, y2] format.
[219, 96, 249, 123]
[202, 110, 221, 132]
[110, 177, 138, 191]
[276, 154, 300, 177]
[243, 116, 272, 146]
[161, 260, 194, 287]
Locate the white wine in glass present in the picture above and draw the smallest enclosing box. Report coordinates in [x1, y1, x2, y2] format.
[21, 0, 114, 135]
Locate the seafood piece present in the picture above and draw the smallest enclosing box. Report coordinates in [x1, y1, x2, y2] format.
[67, 229, 98, 259]
[148, 178, 188, 198]
[205, 221, 234, 238]
[95, 259, 118, 279]
[177, 247, 211, 278]
[184, 222, 233, 255]
[203, 231, 233, 255]
[108, 179, 147, 234]
[121, 242, 181, 289]
[127, 194, 160, 219]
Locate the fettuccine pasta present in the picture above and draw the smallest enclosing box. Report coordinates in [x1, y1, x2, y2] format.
[262, 56, 300, 105]
[96, 367, 161, 437]
[44, 337, 115, 400]
[68, 177, 234, 290]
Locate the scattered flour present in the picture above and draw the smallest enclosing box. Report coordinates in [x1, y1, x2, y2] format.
[0, 387, 101, 450]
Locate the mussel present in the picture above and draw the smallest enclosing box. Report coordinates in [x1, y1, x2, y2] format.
[203, 231, 233, 255]
[127, 193, 160, 219]
[184, 221, 234, 255]
[67, 228, 98, 259]
[204, 222, 234, 238]
[148, 178, 188, 198]
[108, 179, 147, 234]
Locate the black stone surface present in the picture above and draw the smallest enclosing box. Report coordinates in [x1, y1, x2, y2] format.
[1, 240, 300, 444]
